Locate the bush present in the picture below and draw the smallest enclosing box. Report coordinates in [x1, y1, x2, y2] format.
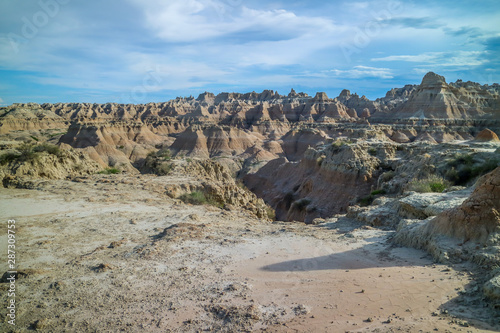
[178, 190, 224, 208]
[331, 139, 352, 148]
[156, 162, 173, 176]
[448, 153, 474, 168]
[429, 182, 447, 193]
[445, 154, 499, 185]
[34, 143, 62, 157]
[0, 142, 63, 165]
[407, 175, 449, 193]
[0, 152, 20, 165]
[359, 195, 374, 207]
[368, 148, 377, 156]
[144, 150, 174, 175]
[18, 142, 36, 161]
[99, 168, 121, 175]
[265, 206, 276, 220]
[292, 198, 311, 212]
[157, 149, 171, 161]
[179, 191, 207, 205]
[380, 170, 395, 183]
[370, 189, 386, 196]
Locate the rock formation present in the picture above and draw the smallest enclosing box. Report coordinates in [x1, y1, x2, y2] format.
[394, 167, 500, 267]
[1, 72, 499, 222]
[475, 128, 500, 142]
[421, 167, 500, 244]
[0, 143, 101, 187]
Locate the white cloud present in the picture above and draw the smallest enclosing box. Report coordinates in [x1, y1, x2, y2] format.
[371, 51, 487, 67]
[328, 66, 394, 79]
[128, 0, 338, 43]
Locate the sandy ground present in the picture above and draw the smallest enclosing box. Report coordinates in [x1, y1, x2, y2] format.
[0, 174, 499, 332]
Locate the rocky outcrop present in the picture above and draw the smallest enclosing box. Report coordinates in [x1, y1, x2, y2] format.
[394, 167, 500, 266]
[379, 72, 500, 120]
[0, 144, 101, 187]
[475, 128, 500, 142]
[165, 160, 273, 219]
[244, 143, 380, 223]
[421, 167, 500, 244]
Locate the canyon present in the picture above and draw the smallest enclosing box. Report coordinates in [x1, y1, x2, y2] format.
[1, 72, 500, 332]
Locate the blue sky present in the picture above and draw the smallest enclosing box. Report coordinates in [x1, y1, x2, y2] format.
[0, 0, 499, 105]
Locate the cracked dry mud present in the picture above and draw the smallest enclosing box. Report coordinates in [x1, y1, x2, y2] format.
[0, 174, 498, 332]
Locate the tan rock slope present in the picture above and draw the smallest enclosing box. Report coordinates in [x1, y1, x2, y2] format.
[0, 142, 101, 187]
[475, 128, 500, 142]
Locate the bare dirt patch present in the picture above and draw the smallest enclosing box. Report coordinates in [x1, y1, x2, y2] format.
[0, 175, 498, 332]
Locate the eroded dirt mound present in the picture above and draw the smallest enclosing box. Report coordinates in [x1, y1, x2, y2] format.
[0, 143, 101, 187]
[475, 128, 500, 142]
[166, 159, 274, 220]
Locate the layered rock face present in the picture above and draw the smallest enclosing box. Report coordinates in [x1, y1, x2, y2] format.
[1, 72, 499, 221]
[160, 159, 273, 219]
[378, 72, 500, 120]
[244, 143, 380, 223]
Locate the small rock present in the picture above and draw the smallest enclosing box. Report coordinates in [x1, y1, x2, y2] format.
[484, 275, 500, 300]
[188, 214, 201, 221]
[293, 304, 310, 315]
[93, 263, 113, 272]
[34, 318, 50, 330]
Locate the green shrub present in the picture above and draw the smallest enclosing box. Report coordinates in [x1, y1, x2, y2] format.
[30, 136, 39, 141]
[48, 131, 67, 138]
[368, 148, 377, 156]
[448, 153, 474, 168]
[156, 162, 173, 176]
[179, 191, 207, 205]
[429, 182, 447, 193]
[407, 175, 449, 193]
[0, 142, 62, 165]
[380, 170, 395, 183]
[293, 198, 312, 212]
[34, 143, 62, 157]
[157, 149, 171, 161]
[445, 154, 499, 185]
[265, 206, 276, 220]
[144, 150, 174, 175]
[331, 139, 352, 148]
[0, 152, 20, 165]
[99, 168, 121, 175]
[18, 142, 36, 161]
[359, 195, 374, 207]
[370, 189, 386, 196]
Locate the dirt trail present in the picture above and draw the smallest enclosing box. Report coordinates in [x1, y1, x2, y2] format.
[0, 175, 498, 332]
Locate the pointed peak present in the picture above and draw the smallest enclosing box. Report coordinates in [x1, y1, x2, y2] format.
[421, 72, 447, 88]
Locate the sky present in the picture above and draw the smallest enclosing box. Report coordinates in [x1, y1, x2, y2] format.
[0, 0, 499, 105]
